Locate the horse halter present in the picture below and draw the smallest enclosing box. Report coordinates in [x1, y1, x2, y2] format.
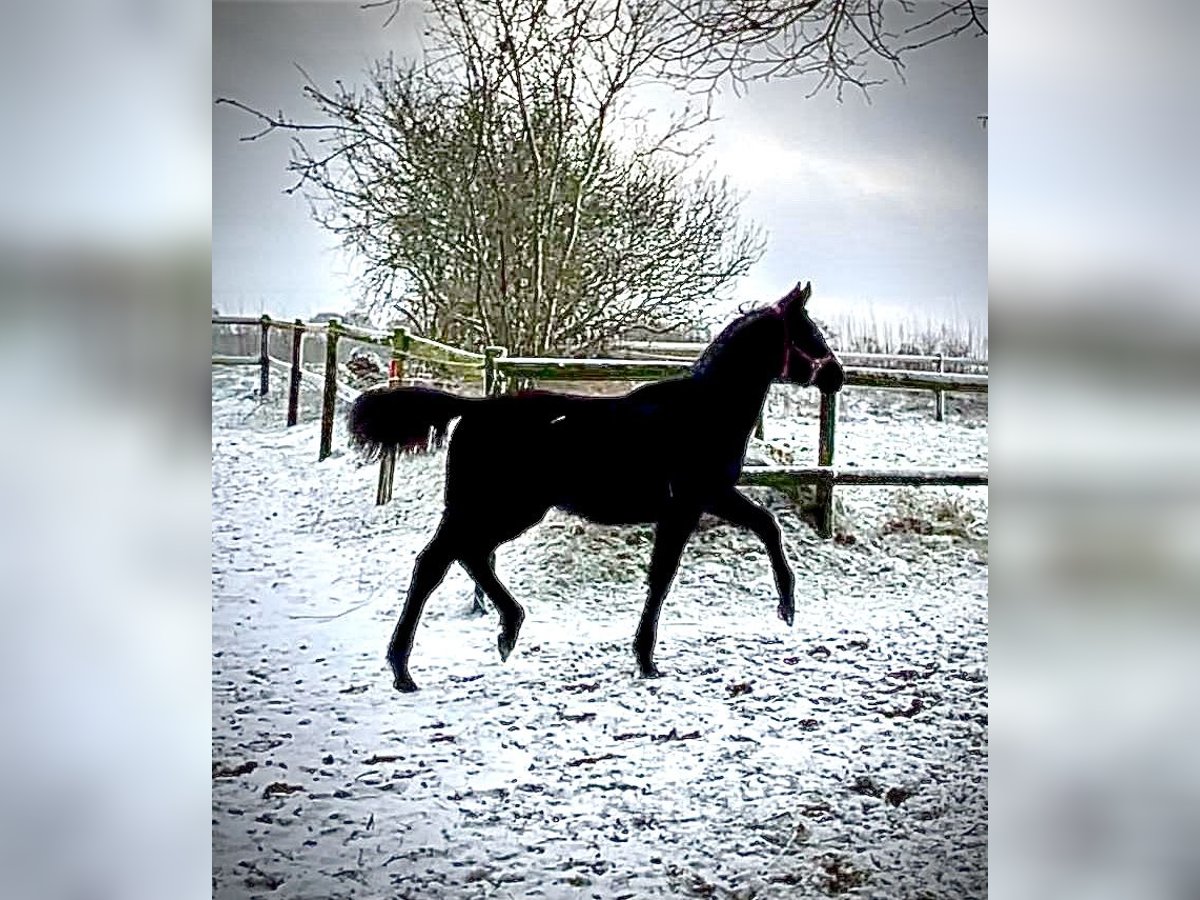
[776, 308, 833, 385]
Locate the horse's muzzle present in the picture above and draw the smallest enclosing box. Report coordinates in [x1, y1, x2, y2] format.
[812, 356, 846, 394]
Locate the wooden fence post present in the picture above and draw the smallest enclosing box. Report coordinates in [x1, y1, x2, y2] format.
[484, 346, 507, 397]
[259, 314, 271, 396]
[287, 319, 304, 427]
[376, 327, 409, 505]
[815, 391, 838, 538]
[474, 344, 508, 615]
[319, 319, 340, 461]
[934, 352, 945, 422]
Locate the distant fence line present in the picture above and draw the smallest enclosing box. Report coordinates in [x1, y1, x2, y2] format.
[212, 315, 988, 537]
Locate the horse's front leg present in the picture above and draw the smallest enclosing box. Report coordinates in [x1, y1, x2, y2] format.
[706, 488, 795, 626]
[634, 509, 701, 678]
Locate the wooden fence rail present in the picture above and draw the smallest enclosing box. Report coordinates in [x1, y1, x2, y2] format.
[616, 340, 988, 368]
[212, 315, 480, 454]
[494, 356, 987, 392]
[614, 341, 986, 423]
[212, 315, 267, 326]
[488, 356, 986, 536]
[212, 317, 987, 537]
[741, 465, 989, 488]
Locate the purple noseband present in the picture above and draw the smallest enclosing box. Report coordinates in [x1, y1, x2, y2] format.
[776, 308, 833, 384]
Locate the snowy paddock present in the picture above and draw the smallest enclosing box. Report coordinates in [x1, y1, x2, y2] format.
[212, 369, 987, 899]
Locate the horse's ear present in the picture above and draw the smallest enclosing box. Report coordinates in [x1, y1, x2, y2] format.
[779, 280, 812, 311]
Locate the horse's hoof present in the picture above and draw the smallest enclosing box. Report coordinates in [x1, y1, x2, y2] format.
[498, 632, 516, 662]
[778, 603, 795, 627]
[393, 674, 419, 693]
[639, 664, 663, 679]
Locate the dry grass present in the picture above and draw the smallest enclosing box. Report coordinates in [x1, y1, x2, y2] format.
[882, 488, 986, 540]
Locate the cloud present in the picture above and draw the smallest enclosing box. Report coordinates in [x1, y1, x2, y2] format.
[712, 132, 982, 215]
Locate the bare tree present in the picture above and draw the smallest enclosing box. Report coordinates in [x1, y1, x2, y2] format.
[219, 0, 985, 352]
[220, 0, 764, 355]
[657, 0, 987, 95]
[366, 0, 987, 96]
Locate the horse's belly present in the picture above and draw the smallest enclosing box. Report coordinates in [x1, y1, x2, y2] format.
[553, 472, 670, 525]
[556, 497, 665, 525]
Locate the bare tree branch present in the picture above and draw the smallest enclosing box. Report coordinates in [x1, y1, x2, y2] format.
[223, 28, 760, 354]
[359, 0, 983, 97]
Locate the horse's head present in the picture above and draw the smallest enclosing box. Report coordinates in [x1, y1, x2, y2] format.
[774, 281, 845, 394]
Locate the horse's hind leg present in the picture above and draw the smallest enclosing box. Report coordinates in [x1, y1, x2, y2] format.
[470, 552, 497, 617]
[388, 522, 460, 692]
[461, 552, 525, 663]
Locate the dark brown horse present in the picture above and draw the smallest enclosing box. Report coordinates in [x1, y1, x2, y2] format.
[349, 282, 845, 691]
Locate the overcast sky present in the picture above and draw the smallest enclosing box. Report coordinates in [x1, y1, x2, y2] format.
[214, 1, 985, 331]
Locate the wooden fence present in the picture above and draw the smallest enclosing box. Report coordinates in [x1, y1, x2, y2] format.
[617, 339, 987, 366]
[612, 340, 987, 423]
[212, 314, 488, 505]
[212, 315, 987, 537]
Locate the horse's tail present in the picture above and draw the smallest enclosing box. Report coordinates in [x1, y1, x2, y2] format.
[348, 386, 474, 459]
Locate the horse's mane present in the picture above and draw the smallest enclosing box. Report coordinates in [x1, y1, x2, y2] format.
[692, 307, 778, 378]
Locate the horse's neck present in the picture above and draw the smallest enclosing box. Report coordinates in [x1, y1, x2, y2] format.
[692, 369, 773, 439]
[690, 324, 779, 443]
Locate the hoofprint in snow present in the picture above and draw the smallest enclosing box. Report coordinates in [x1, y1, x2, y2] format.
[212, 369, 987, 899]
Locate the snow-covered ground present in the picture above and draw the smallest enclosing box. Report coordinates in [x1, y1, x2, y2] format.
[212, 368, 987, 899]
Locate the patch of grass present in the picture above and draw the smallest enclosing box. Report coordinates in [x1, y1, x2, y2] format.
[792, 489, 856, 541]
[815, 853, 871, 895]
[882, 488, 985, 540]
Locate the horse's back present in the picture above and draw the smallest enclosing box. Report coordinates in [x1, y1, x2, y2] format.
[440, 380, 735, 525]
